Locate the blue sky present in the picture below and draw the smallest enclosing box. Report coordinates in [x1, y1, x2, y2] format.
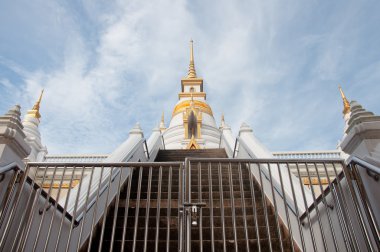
[1, 0, 380, 154]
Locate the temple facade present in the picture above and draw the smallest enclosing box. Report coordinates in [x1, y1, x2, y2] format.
[0, 41, 379, 252]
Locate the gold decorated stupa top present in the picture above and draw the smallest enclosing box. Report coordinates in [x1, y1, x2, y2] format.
[339, 86, 351, 115]
[187, 40, 197, 78]
[27, 89, 44, 119]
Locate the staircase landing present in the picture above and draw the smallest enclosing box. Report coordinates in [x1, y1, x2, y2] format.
[154, 148, 228, 162]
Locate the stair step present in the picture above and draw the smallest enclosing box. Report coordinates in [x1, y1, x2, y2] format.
[88, 159, 294, 252]
[155, 149, 228, 162]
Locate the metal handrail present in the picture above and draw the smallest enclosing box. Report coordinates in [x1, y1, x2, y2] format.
[0, 162, 21, 174]
[348, 156, 380, 175]
[347, 156, 380, 249]
[299, 170, 344, 221]
[184, 158, 376, 252]
[1, 157, 378, 251]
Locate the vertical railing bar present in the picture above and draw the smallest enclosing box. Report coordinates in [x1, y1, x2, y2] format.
[75, 166, 95, 252]
[331, 162, 360, 251]
[24, 167, 48, 250]
[98, 166, 115, 252]
[266, 162, 285, 252]
[65, 166, 87, 252]
[313, 162, 339, 252]
[110, 167, 123, 252]
[143, 166, 152, 252]
[334, 183, 355, 249]
[304, 163, 328, 252]
[16, 167, 47, 251]
[154, 166, 162, 252]
[294, 162, 317, 252]
[167, 165, 173, 252]
[340, 163, 373, 251]
[0, 169, 20, 227]
[208, 162, 215, 252]
[228, 162, 238, 252]
[18, 188, 42, 252]
[6, 169, 34, 252]
[132, 166, 143, 252]
[285, 162, 306, 251]
[0, 165, 32, 250]
[332, 183, 355, 251]
[87, 166, 105, 252]
[186, 159, 191, 252]
[32, 165, 59, 252]
[257, 163, 273, 252]
[322, 163, 351, 252]
[121, 167, 133, 252]
[351, 163, 380, 248]
[276, 162, 295, 252]
[247, 163, 261, 252]
[178, 164, 182, 252]
[238, 162, 250, 252]
[198, 162, 203, 252]
[218, 162, 227, 252]
[54, 165, 76, 251]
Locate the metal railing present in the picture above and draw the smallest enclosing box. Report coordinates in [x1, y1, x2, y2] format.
[181, 158, 378, 252]
[0, 162, 184, 252]
[346, 157, 380, 250]
[0, 156, 378, 251]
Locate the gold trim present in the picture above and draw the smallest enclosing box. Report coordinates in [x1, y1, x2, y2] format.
[178, 92, 206, 99]
[27, 89, 44, 119]
[42, 180, 80, 189]
[302, 177, 329, 185]
[339, 85, 351, 115]
[172, 100, 213, 117]
[186, 135, 200, 149]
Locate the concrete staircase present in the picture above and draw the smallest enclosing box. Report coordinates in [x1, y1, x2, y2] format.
[87, 149, 293, 251]
[154, 149, 228, 161]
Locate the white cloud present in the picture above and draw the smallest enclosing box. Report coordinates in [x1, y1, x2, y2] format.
[1, 0, 380, 153]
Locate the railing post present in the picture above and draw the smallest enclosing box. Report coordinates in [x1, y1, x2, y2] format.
[346, 160, 380, 250]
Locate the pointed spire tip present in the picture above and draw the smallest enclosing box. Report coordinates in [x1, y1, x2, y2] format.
[187, 40, 197, 78]
[339, 85, 351, 115]
[28, 89, 44, 119]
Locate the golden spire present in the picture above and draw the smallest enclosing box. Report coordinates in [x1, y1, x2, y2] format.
[28, 89, 44, 119]
[187, 40, 197, 78]
[339, 85, 351, 115]
[221, 113, 225, 124]
[161, 112, 165, 124]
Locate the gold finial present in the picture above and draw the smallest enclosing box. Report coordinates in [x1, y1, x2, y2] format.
[221, 113, 225, 123]
[28, 89, 44, 119]
[339, 85, 351, 115]
[161, 112, 164, 123]
[187, 40, 197, 78]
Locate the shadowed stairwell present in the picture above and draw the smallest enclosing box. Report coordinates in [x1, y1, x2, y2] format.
[87, 149, 295, 251]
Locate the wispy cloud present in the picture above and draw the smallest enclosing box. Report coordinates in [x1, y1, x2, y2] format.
[0, 0, 379, 154]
